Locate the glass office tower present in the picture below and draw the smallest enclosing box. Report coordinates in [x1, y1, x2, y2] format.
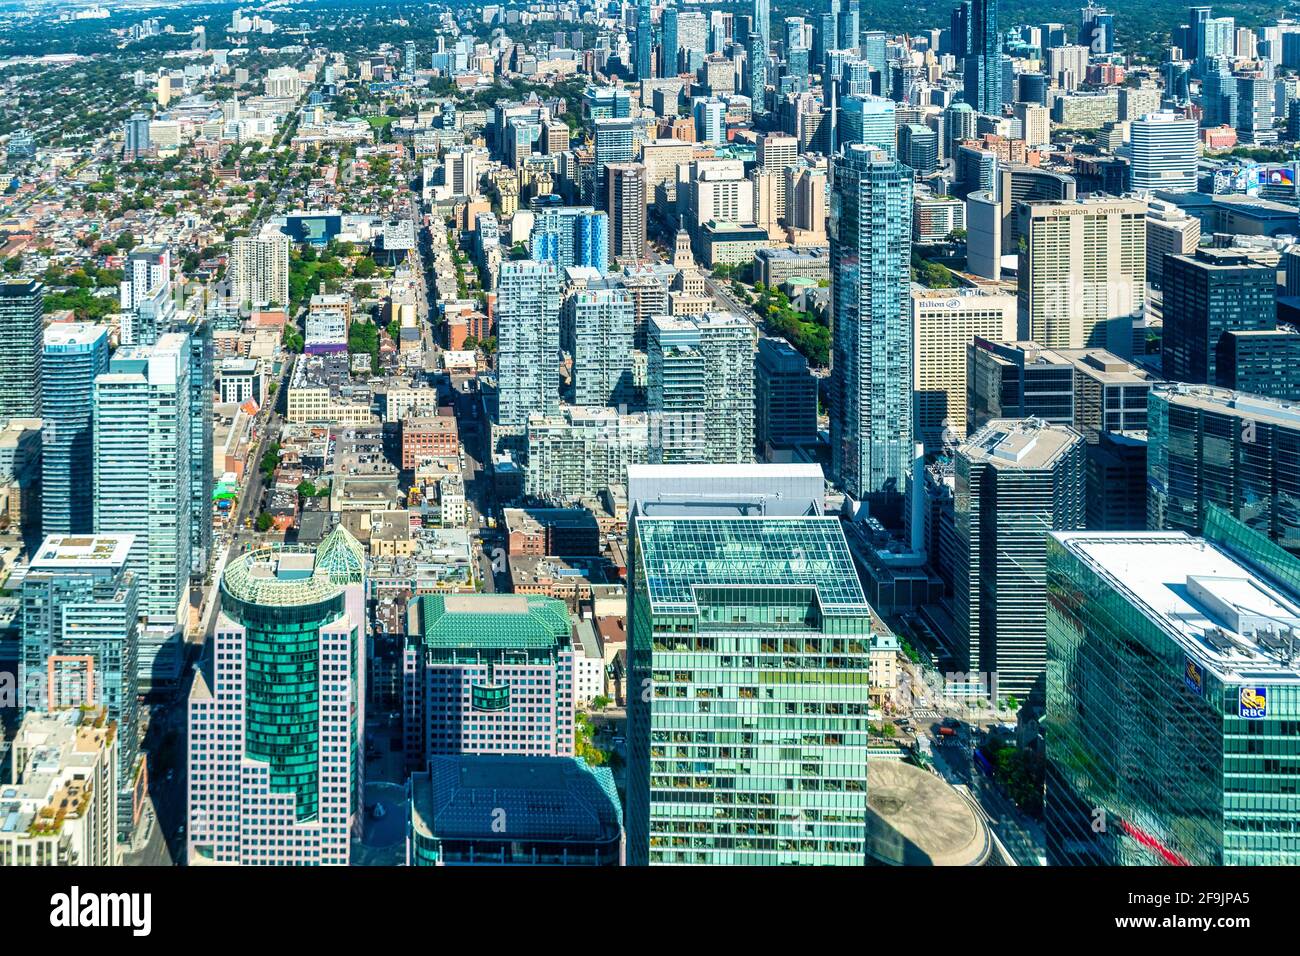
[1147, 383, 1300, 554]
[187, 526, 365, 865]
[626, 516, 875, 865]
[1044, 508, 1300, 865]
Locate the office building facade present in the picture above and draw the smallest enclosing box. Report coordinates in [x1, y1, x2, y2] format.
[626, 515, 874, 865]
[954, 418, 1085, 700]
[1045, 515, 1300, 865]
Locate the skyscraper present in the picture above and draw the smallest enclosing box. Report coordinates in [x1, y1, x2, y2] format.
[174, 312, 214, 580]
[20, 533, 140, 838]
[1079, 2, 1114, 54]
[963, 0, 1000, 115]
[93, 333, 192, 635]
[1128, 110, 1199, 193]
[564, 288, 635, 407]
[830, 145, 913, 502]
[605, 163, 648, 263]
[625, 478, 874, 865]
[954, 418, 1086, 701]
[636, 0, 653, 79]
[1147, 384, 1300, 552]
[755, 336, 818, 448]
[124, 112, 151, 160]
[187, 527, 365, 866]
[41, 323, 109, 537]
[839, 94, 896, 154]
[661, 3, 679, 76]
[1161, 248, 1275, 386]
[750, 0, 770, 114]
[647, 312, 756, 464]
[529, 206, 610, 275]
[495, 260, 562, 429]
[1017, 198, 1147, 357]
[1045, 512, 1300, 865]
[0, 280, 44, 420]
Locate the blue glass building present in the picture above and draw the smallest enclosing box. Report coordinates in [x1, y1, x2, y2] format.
[41, 323, 109, 536]
[829, 145, 914, 502]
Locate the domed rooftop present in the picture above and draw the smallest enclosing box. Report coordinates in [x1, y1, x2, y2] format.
[222, 525, 365, 607]
[865, 760, 992, 866]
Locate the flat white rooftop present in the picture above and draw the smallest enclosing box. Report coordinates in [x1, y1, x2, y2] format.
[1054, 531, 1300, 684]
[31, 534, 135, 570]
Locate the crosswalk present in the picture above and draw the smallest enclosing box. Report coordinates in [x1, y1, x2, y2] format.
[913, 709, 942, 721]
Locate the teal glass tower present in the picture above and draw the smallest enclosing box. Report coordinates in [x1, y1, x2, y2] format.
[187, 526, 365, 865]
[626, 516, 875, 865]
[41, 323, 109, 536]
[1045, 509, 1300, 865]
[829, 145, 913, 504]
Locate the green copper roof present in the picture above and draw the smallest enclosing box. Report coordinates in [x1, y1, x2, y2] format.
[417, 593, 572, 651]
[635, 516, 870, 614]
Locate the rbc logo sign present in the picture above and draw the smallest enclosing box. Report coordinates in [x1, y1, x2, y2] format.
[1239, 686, 1268, 720]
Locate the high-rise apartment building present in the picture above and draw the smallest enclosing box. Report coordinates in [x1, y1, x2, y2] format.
[839, 94, 896, 155]
[41, 324, 109, 536]
[750, 0, 771, 113]
[1045, 513, 1300, 865]
[495, 260, 562, 429]
[0, 280, 44, 420]
[1016, 198, 1147, 357]
[647, 312, 756, 464]
[563, 287, 635, 407]
[187, 527, 365, 866]
[229, 232, 290, 308]
[954, 418, 1085, 700]
[963, 0, 1000, 115]
[830, 146, 913, 502]
[524, 407, 650, 501]
[93, 333, 192, 634]
[123, 112, 151, 160]
[529, 206, 610, 275]
[636, 0, 653, 79]
[20, 533, 140, 839]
